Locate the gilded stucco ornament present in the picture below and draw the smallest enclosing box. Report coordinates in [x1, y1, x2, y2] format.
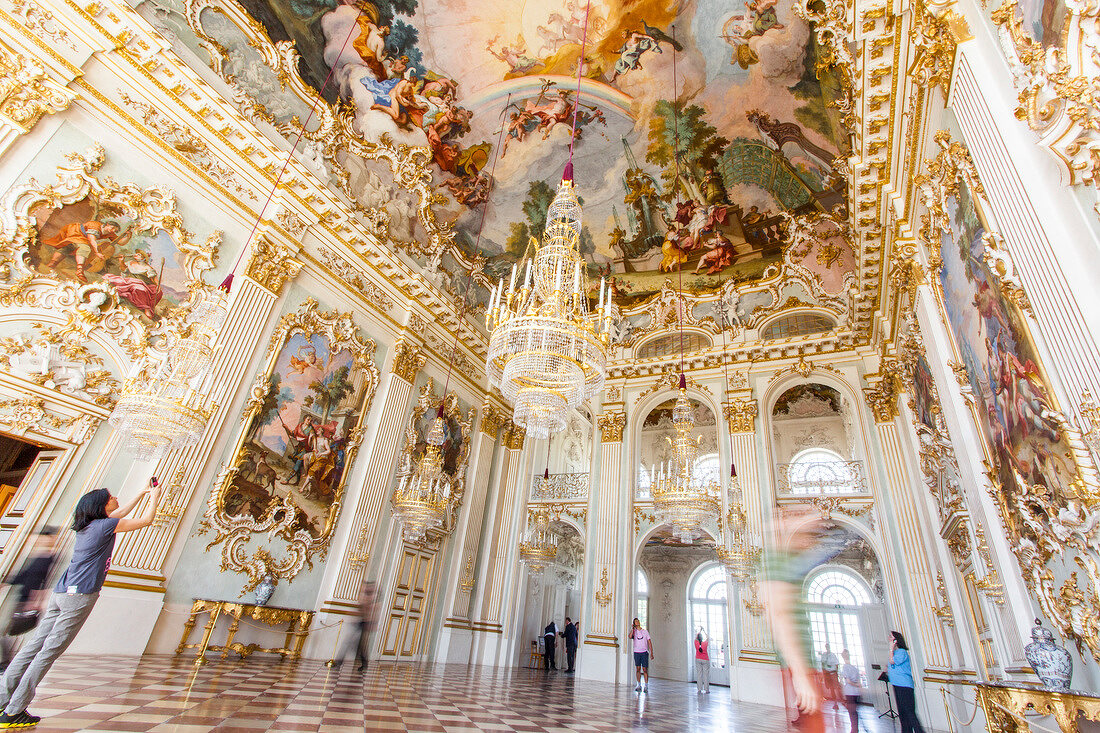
[724, 399, 758, 434]
[919, 132, 1100, 661]
[0, 43, 74, 133]
[502, 422, 526, 450]
[597, 411, 626, 443]
[243, 236, 302, 295]
[0, 324, 119, 407]
[478, 400, 507, 438]
[862, 359, 905, 423]
[200, 299, 379, 592]
[991, 0, 1100, 218]
[389, 337, 426, 384]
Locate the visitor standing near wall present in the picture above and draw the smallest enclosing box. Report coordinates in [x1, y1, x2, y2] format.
[886, 631, 926, 733]
[628, 617, 653, 693]
[560, 617, 579, 673]
[693, 629, 710, 694]
[543, 621, 558, 671]
[839, 649, 862, 733]
[337, 580, 377, 672]
[820, 643, 840, 709]
[0, 480, 162, 729]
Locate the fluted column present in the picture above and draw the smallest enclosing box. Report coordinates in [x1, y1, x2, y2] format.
[318, 337, 425, 615]
[434, 401, 506, 663]
[472, 423, 528, 664]
[863, 371, 951, 673]
[577, 409, 626, 682]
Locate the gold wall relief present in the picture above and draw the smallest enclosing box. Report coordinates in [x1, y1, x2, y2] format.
[389, 337, 426, 384]
[594, 567, 612, 607]
[862, 360, 904, 423]
[597, 411, 626, 443]
[723, 398, 758, 434]
[502, 423, 526, 451]
[478, 400, 507, 438]
[0, 42, 74, 134]
[917, 131, 1100, 662]
[242, 235, 302, 295]
[199, 299, 379, 593]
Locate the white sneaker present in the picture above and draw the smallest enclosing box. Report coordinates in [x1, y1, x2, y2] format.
[635, 683, 642, 691]
[643, 684, 648, 693]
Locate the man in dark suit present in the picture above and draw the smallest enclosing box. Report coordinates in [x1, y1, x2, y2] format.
[543, 621, 558, 671]
[560, 617, 579, 673]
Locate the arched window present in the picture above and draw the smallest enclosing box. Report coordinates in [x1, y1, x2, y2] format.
[782, 447, 862, 495]
[636, 332, 712, 359]
[635, 569, 649, 629]
[689, 564, 728, 670]
[761, 313, 835, 340]
[804, 567, 874, 686]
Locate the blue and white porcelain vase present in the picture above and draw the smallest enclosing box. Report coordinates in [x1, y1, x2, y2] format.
[1024, 618, 1072, 690]
[254, 575, 276, 607]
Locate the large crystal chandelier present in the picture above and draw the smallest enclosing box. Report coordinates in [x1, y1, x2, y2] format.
[392, 409, 453, 543]
[486, 174, 611, 439]
[717, 473, 762, 581]
[519, 509, 558, 575]
[651, 378, 720, 543]
[108, 290, 226, 460]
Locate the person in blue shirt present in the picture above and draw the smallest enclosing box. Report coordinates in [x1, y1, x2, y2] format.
[886, 631, 926, 733]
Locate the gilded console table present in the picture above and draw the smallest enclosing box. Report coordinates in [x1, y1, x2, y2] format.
[175, 599, 314, 664]
[976, 681, 1100, 732]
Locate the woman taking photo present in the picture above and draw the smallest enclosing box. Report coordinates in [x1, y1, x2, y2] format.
[694, 628, 710, 694]
[628, 617, 653, 693]
[886, 630, 926, 733]
[0, 480, 161, 728]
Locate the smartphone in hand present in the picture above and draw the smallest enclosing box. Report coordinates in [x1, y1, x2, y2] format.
[150, 477, 159, 487]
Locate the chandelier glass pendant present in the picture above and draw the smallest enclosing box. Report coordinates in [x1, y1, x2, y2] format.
[650, 378, 721, 543]
[486, 175, 611, 439]
[519, 508, 558, 575]
[717, 474, 762, 581]
[392, 408, 453, 543]
[108, 289, 227, 461]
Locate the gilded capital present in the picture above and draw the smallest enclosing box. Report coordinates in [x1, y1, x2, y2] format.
[479, 402, 507, 437]
[390, 337, 426, 383]
[503, 423, 526, 450]
[244, 236, 303, 294]
[597, 411, 626, 443]
[724, 399, 758, 434]
[863, 362, 904, 423]
[0, 47, 73, 132]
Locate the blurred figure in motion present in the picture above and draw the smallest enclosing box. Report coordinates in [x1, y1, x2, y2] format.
[1, 528, 60, 669]
[338, 581, 377, 672]
[839, 648, 862, 732]
[762, 505, 846, 732]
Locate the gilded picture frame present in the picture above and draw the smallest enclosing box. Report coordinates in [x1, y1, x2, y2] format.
[200, 298, 380, 592]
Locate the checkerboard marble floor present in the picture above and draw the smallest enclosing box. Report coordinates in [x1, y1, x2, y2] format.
[17, 655, 908, 732]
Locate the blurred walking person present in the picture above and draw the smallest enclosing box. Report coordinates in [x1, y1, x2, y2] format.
[840, 649, 862, 732]
[1, 528, 59, 669]
[339, 581, 377, 672]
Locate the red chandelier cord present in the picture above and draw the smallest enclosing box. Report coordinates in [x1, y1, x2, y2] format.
[565, 0, 593, 179]
[670, 26, 686, 385]
[221, 10, 363, 293]
[436, 95, 512, 416]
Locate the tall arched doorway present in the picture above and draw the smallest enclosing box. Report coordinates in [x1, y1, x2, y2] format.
[688, 562, 729, 686]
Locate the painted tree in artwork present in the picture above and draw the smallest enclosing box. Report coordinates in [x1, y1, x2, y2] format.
[256, 373, 294, 428]
[504, 180, 595, 262]
[647, 101, 729, 203]
[307, 365, 355, 421]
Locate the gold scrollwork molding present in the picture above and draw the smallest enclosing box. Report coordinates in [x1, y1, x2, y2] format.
[769, 354, 844, 384]
[635, 369, 712, 402]
[932, 572, 955, 626]
[243, 235, 303, 295]
[478, 401, 507, 438]
[973, 525, 1006, 605]
[597, 411, 626, 443]
[744, 577, 765, 617]
[975, 681, 1100, 733]
[633, 506, 658, 534]
[862, 360, 905, 423]
[6, 0, 77, 50]
[594, 567, 613, 607]
[723, 399, 758, 434]
[0, 397, 77, 436]
[389, 337, 426, 384]
[991, 0, 1100, 219]
[459, 553, 476, 595]
[502, 423, 526, 450]
[0, 44, 74, 138]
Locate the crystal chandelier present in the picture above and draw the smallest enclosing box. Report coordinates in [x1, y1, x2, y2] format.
[108, 290, 227, 460]
[486, 173, 611, 439]
[519, 509, 558, 575]
[717, 473, 762, 581]
[392, 409, 453, 543]
[651, 379, 720, 543]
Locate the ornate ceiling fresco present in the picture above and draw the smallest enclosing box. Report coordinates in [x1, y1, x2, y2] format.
[153, 0, 858, 329]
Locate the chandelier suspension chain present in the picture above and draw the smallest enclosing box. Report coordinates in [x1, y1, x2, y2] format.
[670, 25, 686, 379]
[567, 0, 593, 169]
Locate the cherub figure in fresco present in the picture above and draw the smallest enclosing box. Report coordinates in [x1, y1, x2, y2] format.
[723, 0, 786, 69]
[441, 172, 492, 208]
[40, 219, 132, 283]
[487, 35, 542, 76]
[102, 249, 163, 319]
[289, 345, 326, 375]
[424, 95, 474, 172]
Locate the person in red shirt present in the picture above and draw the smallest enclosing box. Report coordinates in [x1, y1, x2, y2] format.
[694, 629, 710, 693]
